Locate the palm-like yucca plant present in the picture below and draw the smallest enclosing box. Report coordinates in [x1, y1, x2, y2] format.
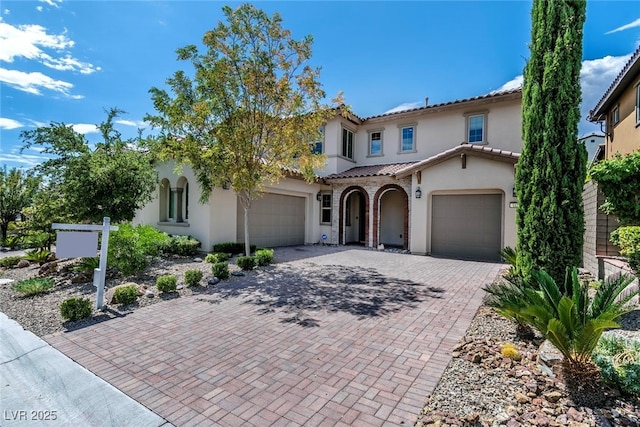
[485, 268, 638, 368]
[498, 246, 521, 278]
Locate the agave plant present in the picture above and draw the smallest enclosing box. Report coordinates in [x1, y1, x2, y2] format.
[485, 268, 639, 368]
[498, 246, 521, 278]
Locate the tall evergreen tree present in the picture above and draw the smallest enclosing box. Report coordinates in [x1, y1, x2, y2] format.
[516, 0, 587, 286]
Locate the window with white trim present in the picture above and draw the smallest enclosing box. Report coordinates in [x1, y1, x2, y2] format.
[636, 85, 640, 125]
[399, 125, 415, 152]
[342, 127, 354, 160]
[369, 131, 382, 156]
[612, 105, 620, 125]
[468, 114, 485, 143]
[312, 126, 324, 154]
[320, 193, 332, 224]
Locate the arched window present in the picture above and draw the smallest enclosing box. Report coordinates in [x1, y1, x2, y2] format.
[159, 178, 170, 222]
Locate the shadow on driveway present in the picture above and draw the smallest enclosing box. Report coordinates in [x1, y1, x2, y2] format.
[205, 263, 444, 327]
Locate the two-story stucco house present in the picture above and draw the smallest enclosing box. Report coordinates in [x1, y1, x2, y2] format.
[134, 88, 523, 261]
[583, 45, 640, 278]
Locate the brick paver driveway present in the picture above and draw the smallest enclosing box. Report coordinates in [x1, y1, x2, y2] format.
[46, 246, 502, 426]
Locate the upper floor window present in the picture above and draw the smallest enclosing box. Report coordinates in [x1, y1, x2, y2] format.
[635, 85, 640, 125]
[468, 114, 485, 143]
[311, 126, 324, 154]
[611, 105, 620, 126]
[320, 193, 332, 224]
[369, 130, 383, 156]
[342, 127, 354, 160]
[399, 125, 415, 152]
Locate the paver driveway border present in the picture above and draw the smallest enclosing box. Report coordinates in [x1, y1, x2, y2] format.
[45, 246, 503, 426]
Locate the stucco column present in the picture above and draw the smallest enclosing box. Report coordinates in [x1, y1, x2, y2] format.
[173, 187, 184, 223]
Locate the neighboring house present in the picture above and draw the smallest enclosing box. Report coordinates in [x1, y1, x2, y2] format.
[135, 88, 523, 261]
[578, 133, 605, 164]
[583, 45, 640, 278]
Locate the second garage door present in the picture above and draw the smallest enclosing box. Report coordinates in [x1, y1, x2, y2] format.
[237, 193, 306, 248]
[431, 194, 502, 261]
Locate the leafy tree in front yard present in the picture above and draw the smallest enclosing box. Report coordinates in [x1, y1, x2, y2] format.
[516, 0, 587, 286]
[145, 3, 344, 256]
[0, 167, 41, 241]
[20, 108, 157, 224]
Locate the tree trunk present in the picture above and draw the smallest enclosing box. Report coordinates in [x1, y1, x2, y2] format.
[238, 189, 252, 257]
[0, 222, 7, 242]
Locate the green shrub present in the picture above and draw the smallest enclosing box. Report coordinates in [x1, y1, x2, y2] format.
[212, 262, 229, 280]
[60, 297, 92, 321]
[135, 225, 172, 257]
[212, 242, 256, 255]
[164, 235, 201, 256]
[2, 235, 22, 250]
[205, 252, 229, 263]
[0, 255, 24, 268]
[72, 257, 100, 273]
[22, 231, 50, 250]
[113, 285, 138, 304]
[156, 275, 177, 292]
[255, 248, 274, 266]
[593, 335, 640, 396]
[184, 269, 203, 287]
[13, 277, 55, 296]
[611, 226, 640, 274]
[236, 255, 256, 271]
[108, 224, 148, 276]
[484, 268, 639, 368]
[25, 249, 51, 265]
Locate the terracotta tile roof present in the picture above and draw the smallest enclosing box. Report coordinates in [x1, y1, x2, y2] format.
[364, 88, 522, 120]
[395, 144, 520, 178]
[324, 162, 418, 180]
[589, 45, 640, 120]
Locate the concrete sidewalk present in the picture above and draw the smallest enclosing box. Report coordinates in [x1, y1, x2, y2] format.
[0, 312, 170, 426]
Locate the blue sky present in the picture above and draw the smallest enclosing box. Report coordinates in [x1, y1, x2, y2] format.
[1, 0, 639, 170]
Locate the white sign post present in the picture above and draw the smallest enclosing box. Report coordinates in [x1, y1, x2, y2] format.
[53, 217, 119, 310]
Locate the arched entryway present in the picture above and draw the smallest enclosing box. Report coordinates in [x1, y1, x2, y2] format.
[373, 184, 409, 249]
[339, 186, 369, 245]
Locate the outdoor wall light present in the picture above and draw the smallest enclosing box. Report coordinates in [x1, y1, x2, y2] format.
[512, 186, 517, 198]
[222, 181, 230, 190]
[316, 192, 322, 201]
[415, 187, 422, 199]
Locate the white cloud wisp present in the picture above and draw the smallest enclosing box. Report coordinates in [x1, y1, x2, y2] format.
[0, 117, 23, 130]
[382, 102, 423, 115]
[605, 18, 640, 35]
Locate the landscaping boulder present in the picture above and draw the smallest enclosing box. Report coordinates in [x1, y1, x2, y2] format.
[16, 259, 30, 268]
[38, 261, 58, 276]
[46, 252, 57, 262]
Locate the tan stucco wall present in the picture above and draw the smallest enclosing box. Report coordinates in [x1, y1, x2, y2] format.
[409, 156, 517, 255]
[606, 75, 640, 159]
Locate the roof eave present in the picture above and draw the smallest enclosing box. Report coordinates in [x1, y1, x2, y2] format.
[589, 48, 640, 121]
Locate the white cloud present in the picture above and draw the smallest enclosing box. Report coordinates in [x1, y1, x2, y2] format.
[115, 119, 146, 127]
[383, 102, 423, 115]
[0, 117, 23, 129]
[605, 18, 640, 34]
[0, 153, 48, 168]
[0, 21, 99, 75]
[0, 67, 81, 98]
[492, 75, 523, 94]
[71, 123, 98, 134]
[39, 0, 62, 9]
[26, 118, 48, 127]
[36, 6, 43, 12]
[3, 9, 9, 15]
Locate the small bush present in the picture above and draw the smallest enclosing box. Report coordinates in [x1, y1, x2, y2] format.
[612, 226, 640, 274]
[22, 231, 50, 250]
[114, 285, 138, 305]
[136, 225, 172, 257]
[212, 262, 229, 280]
[500, 343, 522, 361]
[255, 248, 274, 266]
[25, 249, 51, 265]
[185, 269, 203, 287]
[156, 275, 177, 293]
[2, 235, 22, 250]
[212, 242, 256, 255]
[205, 252, 229, 263]
[237, 255, 256, 271]
[593, 335, 640, 396]
[13, 277, 55, 296]
[72, 257, 100, 273]
[164, 235, 201, 256]
[108, 225, 148, 276]
[60, 297, 92, 321]
[0, 255, 24, 268]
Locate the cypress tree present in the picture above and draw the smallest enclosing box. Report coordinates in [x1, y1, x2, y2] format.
[516, 0, 587, 287]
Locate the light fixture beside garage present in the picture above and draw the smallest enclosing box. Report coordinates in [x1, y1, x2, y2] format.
[316, 192, 322, 201]
[415, 187, 422, 199]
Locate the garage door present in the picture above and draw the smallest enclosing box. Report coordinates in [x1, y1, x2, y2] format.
[237, 193, 306, 247]
[431, 194, 502, 261]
